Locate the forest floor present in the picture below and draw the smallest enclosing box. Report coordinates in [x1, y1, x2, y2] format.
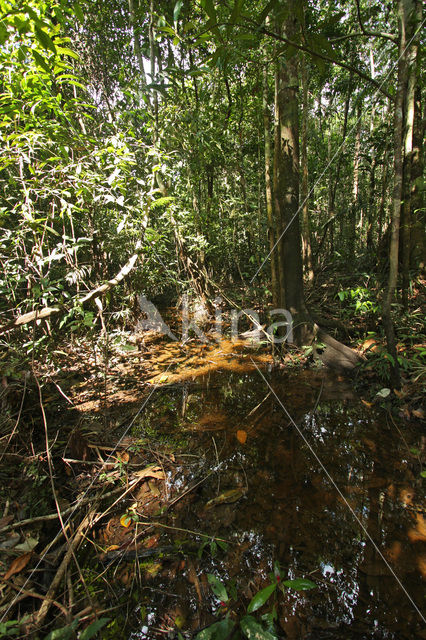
[0, 276, 425, 639]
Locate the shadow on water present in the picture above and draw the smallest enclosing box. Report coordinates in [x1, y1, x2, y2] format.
[108, 366, 424, 639]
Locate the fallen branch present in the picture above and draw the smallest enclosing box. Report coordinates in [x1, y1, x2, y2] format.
[34, 511, 94, 628]
[0, 241, 143, 336]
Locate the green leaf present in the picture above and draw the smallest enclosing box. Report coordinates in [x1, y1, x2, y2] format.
[34, 27, 57, 55]
[173, 0, 184, 23]
[32, 50, 50, 72]
[282, 578, 316, 591]
[247, 583, 277, 613]
[207, 574, 229, 602]
[195, 618, 235, 640]
[421, 471, 426, 478]
[0, 22, 8, 45]
[79, 618, 110, 640]
[257, 0, 279, 25]
[230, 0, 245, 25]
[43, 619, 79, 640]
[200, 0, 217, 23]
[73, 2, 85, 24]
[240, 615, 277, 640]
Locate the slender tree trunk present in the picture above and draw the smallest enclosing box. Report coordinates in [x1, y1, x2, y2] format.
[273, 65, 285, 304]
[301, 54, 314, 281]
[410, 86, 425, 270]
[149, 0, 158, 143]
[383, 0, 412, 388]
[263, 60, 279, 306]
[274, 4, 308, 343]
[401, 0, 420, 306]
[350, 103, 362, 260]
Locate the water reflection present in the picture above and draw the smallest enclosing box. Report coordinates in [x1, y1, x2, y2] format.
[127, 368, 424, 639]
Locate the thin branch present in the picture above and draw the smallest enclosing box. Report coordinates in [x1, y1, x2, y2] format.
[257, 25, 393, 100]
[331, 31, 397, 43]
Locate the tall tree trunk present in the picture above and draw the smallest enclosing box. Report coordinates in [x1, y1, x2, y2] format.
[274, 4, 308, 344]
[350, 103, 362, 260]
[400, 0, 421, 306]
[410, 86, 425, 270]
[383, 0, 413, 388]
[263, 60, 279, 306]
[300, 54, 314, 281]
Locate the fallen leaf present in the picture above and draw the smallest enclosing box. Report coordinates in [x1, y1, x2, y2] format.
[145, 535, 160, 549]
[134, 465, 166, 481]
[4, 551, 32, 580]
[361, 399, 373, 408]
[120, 515, 132, 528]
[15, 536, 39, 553]
[412, 409, 424, 420]
[236, 430, 247, 444]
[0, 515, 14, 529]
[105, 544, 120, 552]
[117, 451, 130, 464]
[205, 488, 246, 509]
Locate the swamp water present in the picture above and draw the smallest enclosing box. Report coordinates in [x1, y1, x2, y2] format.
[97, 365, 425, 639]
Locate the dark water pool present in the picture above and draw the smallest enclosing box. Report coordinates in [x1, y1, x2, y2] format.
[109, 368, 425, 639]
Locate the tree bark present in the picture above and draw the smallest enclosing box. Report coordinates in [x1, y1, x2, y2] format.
[300, 54, 314, 281]
[382, 0, 412, 388]
[274, 3, 308, 344]
[263, 58, 279, 306]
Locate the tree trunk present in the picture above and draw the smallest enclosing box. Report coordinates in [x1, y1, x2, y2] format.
[350, 103, 362, 260]
[263, 60, 279, 306]
[382, 0, 412, 388]
[274, 4, 308, 344]
[401, 0, 421, 305]
[300, 54, 314, 281]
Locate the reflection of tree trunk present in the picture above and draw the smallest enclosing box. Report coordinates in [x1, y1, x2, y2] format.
[301, 54, 314, 281]
[264, 60, 279, 306]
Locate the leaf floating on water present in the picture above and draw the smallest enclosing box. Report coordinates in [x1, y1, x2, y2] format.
[205, 488, 246, 509]
[4, 551, 32, 580]
[206, 573, 229, 602]
[282, 578, 316, 591]
[236, 429, 247, 444]
[195, 618, 235, 639]
[247, 583, 277, 613]
[240, 615, 278, 639]
[376, 388, 391, 399]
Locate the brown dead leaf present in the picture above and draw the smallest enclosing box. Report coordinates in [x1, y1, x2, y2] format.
[117, 451, 130, 464]
[145, 534, 160, 549]
[236, 430, 247, 444]
[134, 465, 166, 481]
[361, 399, 373, 408]
[412, 408, 425, 420]
[4, 552, 32, 580]
[0, 515, 14, 529]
